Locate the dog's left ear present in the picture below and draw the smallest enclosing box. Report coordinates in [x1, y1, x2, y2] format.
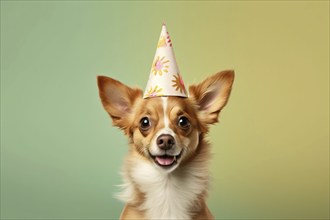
[97, 76, 143, 133]
[189, 70, 234, 124]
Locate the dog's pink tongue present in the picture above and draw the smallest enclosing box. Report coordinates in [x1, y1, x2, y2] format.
[155, 156, 175, 166]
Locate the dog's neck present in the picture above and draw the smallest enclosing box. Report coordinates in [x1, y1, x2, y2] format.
[117, 140, 211, 220]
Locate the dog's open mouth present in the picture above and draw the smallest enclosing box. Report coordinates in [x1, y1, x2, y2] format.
[150, 152, 182, 168]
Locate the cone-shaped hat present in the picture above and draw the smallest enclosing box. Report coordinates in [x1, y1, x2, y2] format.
[143, 24, 188, 98]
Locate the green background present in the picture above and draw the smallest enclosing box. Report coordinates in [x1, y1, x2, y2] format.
[1, 1, 329, 219]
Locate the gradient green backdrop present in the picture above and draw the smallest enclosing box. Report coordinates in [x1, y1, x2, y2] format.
[1, 1, 329, 219]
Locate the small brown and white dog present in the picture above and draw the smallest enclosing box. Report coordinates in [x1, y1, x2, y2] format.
[97, 70, 234, 219]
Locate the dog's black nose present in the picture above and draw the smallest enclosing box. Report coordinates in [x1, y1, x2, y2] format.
[157, 134, 175, 150]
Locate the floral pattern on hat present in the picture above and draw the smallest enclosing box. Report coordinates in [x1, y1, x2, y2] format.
[172, 73, 187, 94]
[152, 56, 169, 76]
[157, 36, 167, 48]
[145, 85, 163, 97]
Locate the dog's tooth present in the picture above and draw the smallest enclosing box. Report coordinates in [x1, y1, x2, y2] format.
[174, 156, 177, 161]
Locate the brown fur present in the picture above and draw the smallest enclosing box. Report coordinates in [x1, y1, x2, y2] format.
[97, 70, 234, 219]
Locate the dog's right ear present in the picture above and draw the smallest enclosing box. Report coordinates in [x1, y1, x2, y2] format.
[189, 70, 234, 125]
[97, 76, 142, 131]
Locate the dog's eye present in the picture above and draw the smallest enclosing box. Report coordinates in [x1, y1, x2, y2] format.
[178, 116, 190, 129]
[140, 117, 151, 130]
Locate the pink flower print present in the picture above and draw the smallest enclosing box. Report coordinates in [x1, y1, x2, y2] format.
[145, 85, 163, 97]
[172, 73, 187, 94]
[151, 56, 169, 76]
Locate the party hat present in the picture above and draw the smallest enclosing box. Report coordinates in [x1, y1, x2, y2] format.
[143, 24, 188, 98]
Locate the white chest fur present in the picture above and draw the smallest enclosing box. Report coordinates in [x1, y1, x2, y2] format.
[118, 159, 209, 220]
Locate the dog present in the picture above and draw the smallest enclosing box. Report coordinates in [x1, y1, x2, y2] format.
[97, 70, 234, 219]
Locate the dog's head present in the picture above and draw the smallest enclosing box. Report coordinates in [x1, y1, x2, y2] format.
[97, 70, 234, 172]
